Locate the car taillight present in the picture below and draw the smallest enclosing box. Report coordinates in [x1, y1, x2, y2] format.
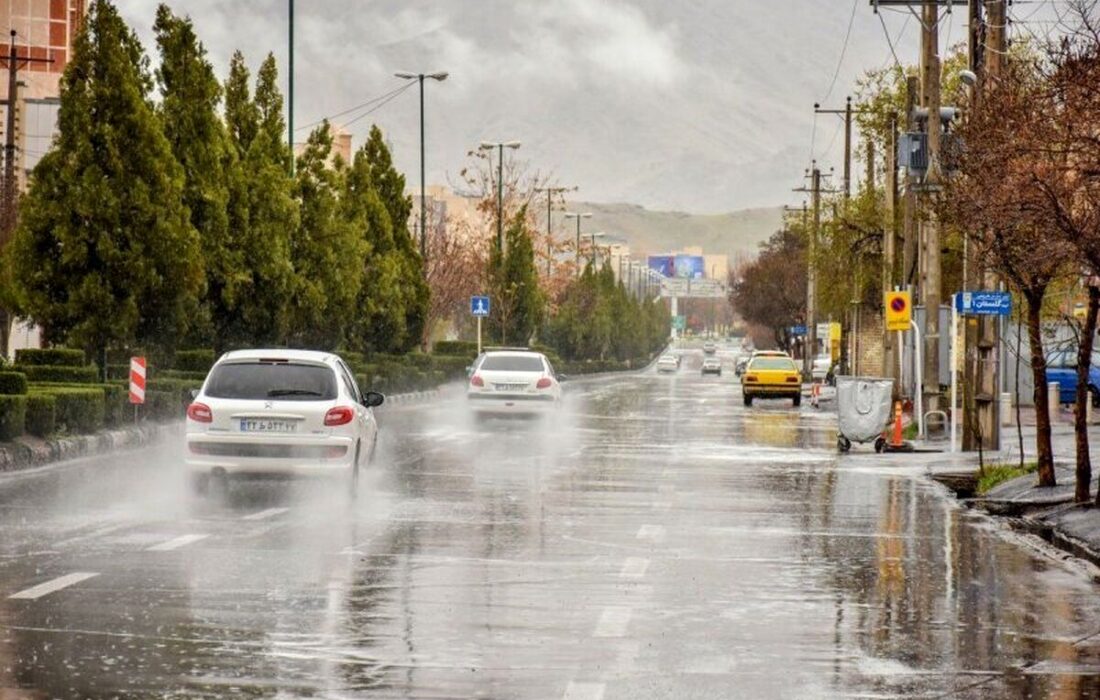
[324, 406, 355, 426]
[470, 375, 484, 387]
[536, 377, 552, 389]
[745, 375, 758, 382]
[187, 402, 212, 423]
[786, 376, 800, 383]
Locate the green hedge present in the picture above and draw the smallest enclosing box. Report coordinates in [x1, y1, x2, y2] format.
[0, 372, 28, 395]
[34, 388, 105, 434]
[19, 365, 99, 384]
[432, 340, 479, 357]
[154, 369, 208, 382]
[26, 394, 56, 437]
[32, 382, 129, 428]
[0, 395, 26, 441]
[172, 349, 215, 373]
[14, 348, 85, 367]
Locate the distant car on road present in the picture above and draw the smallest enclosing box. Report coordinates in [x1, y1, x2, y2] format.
[657, 355, 680, 373]
[185, 349, 383, 495]
[703, 342, 717, 355]
[467, 349, 562, 417]
[742, 353, 802, 407]
[701, 356, 722, 376]
[1046, 349, 1100, 406]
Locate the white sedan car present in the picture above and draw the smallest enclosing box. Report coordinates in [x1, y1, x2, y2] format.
[185, 349, 383, 493]
[656, 354, 679, 373]
[467, 350, 562, 417]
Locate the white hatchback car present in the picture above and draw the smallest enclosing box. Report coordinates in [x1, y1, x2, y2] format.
[656, 355, 679, 373]
[185, 349, 383, 492]
[467, 350, 562, 417]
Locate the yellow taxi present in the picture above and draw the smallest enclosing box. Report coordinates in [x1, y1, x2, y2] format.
[742, 351, 802, 407]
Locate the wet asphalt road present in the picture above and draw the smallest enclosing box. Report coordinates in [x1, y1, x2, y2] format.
[2, 347, 1100, 699]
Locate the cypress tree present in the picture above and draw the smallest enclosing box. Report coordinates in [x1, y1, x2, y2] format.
[11, 0, 201, 362]
[154, 4, 232, 349]
[363, 125, 429, 350]
[487, 207, 543, 346]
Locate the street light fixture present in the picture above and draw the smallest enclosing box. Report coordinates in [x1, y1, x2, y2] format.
[562, 212, 592, 277]
[394, 70, 448, 260]
[479, 141, 522, 255]
[588, 231, 607, 267]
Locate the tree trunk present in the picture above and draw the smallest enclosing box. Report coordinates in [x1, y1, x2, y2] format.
[1074, 285, 1099, 503]
[1025, 294, 1056, 487]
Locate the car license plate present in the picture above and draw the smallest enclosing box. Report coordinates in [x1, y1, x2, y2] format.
[239, 419, 297, 433]
[493, 383, 527, 391]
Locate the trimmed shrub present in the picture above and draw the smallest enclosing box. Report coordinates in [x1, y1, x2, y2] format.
[38, 388, 105, 434]
[0, 395, 26, 441]
[25, 394, 56, 437]
[19, 365, 99, 384]
[172, 349, 215, 373]
[433, 340, 478, 357]
[106, 364, 129, 381]
[14, 348, 85, 367]
[432, 355, 472, 380]
[147, 378, 203, 414]
[144, 390, 179, 421]
[0, 372, 28, 395]
[154, 369, 208, 382]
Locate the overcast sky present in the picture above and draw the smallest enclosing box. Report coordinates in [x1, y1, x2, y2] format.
[120, 1, 1066, 214]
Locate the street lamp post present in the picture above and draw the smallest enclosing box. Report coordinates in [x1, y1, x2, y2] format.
[535, 185, 575, 276]
[588, 232, 606, 267]
[395, 71, 448, 260]
[563, 212, 592, 277]
[480, 141, 521, 255]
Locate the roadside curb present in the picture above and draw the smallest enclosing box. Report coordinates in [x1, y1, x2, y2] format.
[382, 388, 442, 406]
[0, 421, 179, 476]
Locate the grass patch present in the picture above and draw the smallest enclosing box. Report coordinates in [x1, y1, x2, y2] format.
[977, 461, 1039, 495]
[902, 422, 918, 440]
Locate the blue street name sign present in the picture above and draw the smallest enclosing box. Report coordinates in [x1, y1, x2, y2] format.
[955, 291, 1012, 316]
[470, 296, 491, 317]
[790, 325, 807, 336]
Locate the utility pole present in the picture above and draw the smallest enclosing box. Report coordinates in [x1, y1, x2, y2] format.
[479, 141, 521, 257]
[814, 97, 863, 204]
[288, 0, 293, 175]
[902, 76, 919, 291]
[883, 110, 899, 384]
[396, 71, 448, 260]
[535, 185, 574, 276]
[920, 0, 944, 415]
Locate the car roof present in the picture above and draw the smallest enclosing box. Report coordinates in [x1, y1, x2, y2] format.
[752, 350, 789, 357]
[218, 349, 340, 365]
[481, 350, 546, 358]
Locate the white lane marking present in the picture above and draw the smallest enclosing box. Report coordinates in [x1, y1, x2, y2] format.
[241, 507, 289, 521]
[619, 557, 650, 579]
[636, 524, 666, 542]
[593, 606, 633, 638]
[146, 534, 209, 552]
[9, 572, 99, 600]
[563, 681, 605, 700]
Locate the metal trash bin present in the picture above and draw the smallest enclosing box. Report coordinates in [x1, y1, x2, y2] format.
[835, 376, 894, 453]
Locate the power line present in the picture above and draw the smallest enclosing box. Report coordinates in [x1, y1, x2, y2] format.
[294, 80, 415, 132]
[878, 10, 907, 70]
[821, 0, 861, 104]
[341, 81, 416, 128]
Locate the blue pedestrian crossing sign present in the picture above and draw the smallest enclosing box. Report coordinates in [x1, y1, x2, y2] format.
[470, 296, 491, 317]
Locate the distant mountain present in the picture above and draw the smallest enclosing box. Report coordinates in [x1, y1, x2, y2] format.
[567, 201, 782, 265]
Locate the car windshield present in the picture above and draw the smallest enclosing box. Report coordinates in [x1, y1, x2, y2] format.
[204, 362, 338, 401]
[480, 355, 544, 372]
[750, 358, 798, 371]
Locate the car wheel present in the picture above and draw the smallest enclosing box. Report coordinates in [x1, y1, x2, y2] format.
[793, 394, 802, 407]
[838, 436, 851, 453]
[743, 394, 753, 406]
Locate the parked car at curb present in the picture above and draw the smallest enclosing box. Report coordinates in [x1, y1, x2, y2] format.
[1046, 349, 1100, 406]
[185, 349, 383, 495]
[467, 349, 562, 418]
[742, 353, 802, 407]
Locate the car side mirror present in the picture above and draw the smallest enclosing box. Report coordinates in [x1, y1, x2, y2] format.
[363, 391, 385, 408]
[190, 389, 200, 401]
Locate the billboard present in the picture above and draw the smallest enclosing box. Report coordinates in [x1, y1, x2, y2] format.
[674, 254, 706, 279]
[647, 255, 675, 277]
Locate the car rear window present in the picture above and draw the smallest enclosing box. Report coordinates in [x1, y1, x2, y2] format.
[204, 362, 338, 400]
[750, 358, 798, 371]
[480, 355, 545, 372]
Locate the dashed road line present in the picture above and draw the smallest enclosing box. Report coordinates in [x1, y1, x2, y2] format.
[241, 507, 289, 521]
[593, 606, 633, 638]
[636, 524, 666, 542]
[563, 681, 605, 700]
[9, 572, 99, 600]
[619, 557, 650, 579]
[146, 534, 209, 552]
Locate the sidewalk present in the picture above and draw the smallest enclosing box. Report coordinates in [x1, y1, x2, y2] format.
[905, 410, 1100, 568]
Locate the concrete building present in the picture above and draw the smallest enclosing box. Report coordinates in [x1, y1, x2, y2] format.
[293, 122, 353, 167]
